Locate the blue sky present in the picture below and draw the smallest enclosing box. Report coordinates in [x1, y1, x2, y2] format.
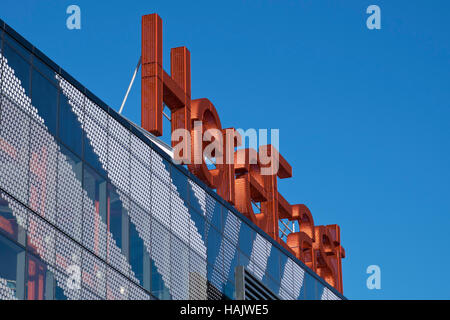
[2, 0, 449, 299]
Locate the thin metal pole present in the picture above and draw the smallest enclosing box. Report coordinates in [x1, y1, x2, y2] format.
[119, 57, 142, 114]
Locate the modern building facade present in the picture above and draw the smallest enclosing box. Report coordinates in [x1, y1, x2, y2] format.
[0, 16, 345, 300]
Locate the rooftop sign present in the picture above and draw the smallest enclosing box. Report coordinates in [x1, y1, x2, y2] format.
[141, 13, 345, 293]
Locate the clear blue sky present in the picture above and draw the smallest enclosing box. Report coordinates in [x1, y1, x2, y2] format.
[2, 0, 449, 299]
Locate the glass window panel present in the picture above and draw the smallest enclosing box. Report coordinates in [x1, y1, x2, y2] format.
[0, 234, 26, 299]
[304, 272, 317, 300]
[0, 195, 26, 245]
[238, 250, 250, 269]
[31, 69, 58, 136]
[83, 164, 107, 225]
[54, 282, 68, 300]
[264, 275, 280, 296]
[206, 199, 222, 231]
[4, 33, 31, 62]
[129, 219, 150, 288]
[223, 280, 235, 300]
[238, 222, 255, 258]
[58, 91, 83, 156]
[206, 224, 222, 267]
[32, 56, 57, 86]
[2, 40, 31, 96]
[25, 254, 54, 300]
[317, 282, 325, 300]
[267, 246, 281, 282]
[151, 258, 171, 300]
[108, 185, 129, 259]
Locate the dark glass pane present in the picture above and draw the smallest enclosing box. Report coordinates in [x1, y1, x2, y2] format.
[266, 247, 281, 282]
[316, 282, 325, 300]
[238, 222, 255, 258]
[151, 259, 171, 300]
[205, 199, 221, 231]
[150, 219, 171, 299]
[58, 92, 83, 156]
[54, 284, 67, 300]
[128, 201, 150, 290]
[108, 185, 129, 257]
[129, 220, 144, 286]
[32, 56, 57, 85]
[304, 273, 317, 300]
[2, 42, 31, 96]
[223, 280, 235, 300]
[25, 254, 54, 300]
[206, 225, 222, 266]
[4, 33, 31, 62]
[238, 250, 250, 269]
[264, 275, 280, 296]
[31, 69, 58, 136]
[0, 234, 26, 299]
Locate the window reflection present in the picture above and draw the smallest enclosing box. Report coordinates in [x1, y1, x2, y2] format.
[238, 222, 255, 258]
[0, 234, 25, 299]
[59, 92, 83, 157]
[83, 164, 107, 225]
[267, 247, 281, 282]
[108, 185, 129, 258]
[206, 226, 222, 267]
[26, 254, 54, 300]
[151, 259, 171, 300]
[2, 40, 31, 96]
[304, 273, 317, 300]
[0, 196, 26, 245]
[130, 220, 150, 289]
[31, 68, 58, 135]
